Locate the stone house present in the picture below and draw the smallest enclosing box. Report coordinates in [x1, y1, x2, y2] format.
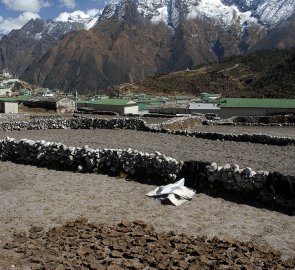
[24, 97, 75, 114]
[0, 101, 18, 113]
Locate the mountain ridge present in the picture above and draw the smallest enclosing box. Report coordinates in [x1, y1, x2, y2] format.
[111, 48, 295, 99]
[1, 0, 295, 94]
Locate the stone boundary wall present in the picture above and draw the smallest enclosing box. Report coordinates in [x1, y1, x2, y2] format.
[0, 137, 294, 213]
[233, 115, 295, 125]
[0, 137, 182, 183]
[205, 115, 295, 126]
[0, 117, 294, 146]
[179, 161, 295, 213]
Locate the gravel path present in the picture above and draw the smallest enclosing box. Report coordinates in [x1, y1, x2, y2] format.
[0, 129, 294, 175]
[0, 161, 294, 269]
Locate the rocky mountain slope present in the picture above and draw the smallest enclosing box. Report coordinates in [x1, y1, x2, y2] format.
[113, 48, 295, 98]
[0, 18, 86, 76]
[21, 10, 172, 92]
[2, 0, 295, 93]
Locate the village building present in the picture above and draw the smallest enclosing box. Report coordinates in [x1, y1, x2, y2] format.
[201, 92, 221, 103]
[189, 103, 220, 115]
[0, 87, 12, 97]
[78, 99, 139, 114]
[217, 98, 295, 118]
[24, 97, 75, 114]
[0, 101, 18, 113]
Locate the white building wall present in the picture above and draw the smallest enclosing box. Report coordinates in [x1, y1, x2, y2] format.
[78, 103, 139, 114]
[0, 88, 12, 96]
[124, 106, 139, 114]
[2, 102, 18, 113]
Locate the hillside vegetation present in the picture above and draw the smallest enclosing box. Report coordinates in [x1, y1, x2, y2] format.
[114, 49, 295, 98]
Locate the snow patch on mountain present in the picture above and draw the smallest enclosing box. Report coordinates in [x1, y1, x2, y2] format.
[222, 0, 295, 27]
[54, 9, 102, 30]
[254, 0, 295, 27]
[110, 0, 295, 29]
[136, 0, 168, 23]
[187, 0, 257, 26]
[105, 0, 258, 28]
[12, 18, 86, 41]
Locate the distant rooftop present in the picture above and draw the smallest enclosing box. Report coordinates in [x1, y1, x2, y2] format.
[0, 94, 32, 102]
[79, 98, 137, 106]
[189, 103, 220, 110]
[218, 98, 295, 109]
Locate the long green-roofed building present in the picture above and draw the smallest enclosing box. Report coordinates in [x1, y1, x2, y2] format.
[78, 98, 139, 114]
[217, 98, 295, 118]
[0, 94, 32, 103]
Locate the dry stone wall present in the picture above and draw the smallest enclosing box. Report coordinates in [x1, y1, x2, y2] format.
[0, 116, 294, 146]
[233, 115, 295, 125]
[0, 137, 294, 213]
[0, 137, 182, 183]
[179, 161, 295, 214]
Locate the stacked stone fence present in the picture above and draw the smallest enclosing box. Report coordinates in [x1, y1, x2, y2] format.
[0, 137, 294, 214]
[179, 161, 295, 214]
[0, 117, 294, 146]
[228, 115, 295, 126]
[0, 137, 181, 184]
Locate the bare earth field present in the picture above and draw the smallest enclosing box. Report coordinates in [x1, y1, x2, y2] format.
[0, 125, 295, 269]
[191, 125, 295, 139]
[0, 161, 294, 269]
[0, 129, 294, 175]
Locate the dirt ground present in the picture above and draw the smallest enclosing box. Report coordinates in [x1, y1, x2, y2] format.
[0, 161, 294, 269]
[0, 124, 294, 269]
[0, 129, 294, 175]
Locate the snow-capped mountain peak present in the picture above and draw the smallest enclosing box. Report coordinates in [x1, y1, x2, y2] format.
[187, 0, 258, 26]
[54, 9, 102, 30]
[221, 0, 295, 27]
[103, 0, 295, 29]
[8, 18, 86, 41]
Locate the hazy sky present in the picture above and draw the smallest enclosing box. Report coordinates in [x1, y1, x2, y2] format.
[0, 0, 107, 34]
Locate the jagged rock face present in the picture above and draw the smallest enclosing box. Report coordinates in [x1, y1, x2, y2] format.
[20, 13, 172, 92]
[0, 19, 85, 76]
[168, 16, 266, 71]
[253, 15, 295, 50]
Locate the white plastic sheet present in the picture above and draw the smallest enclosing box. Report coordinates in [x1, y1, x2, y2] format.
[146, 178, 195, 206]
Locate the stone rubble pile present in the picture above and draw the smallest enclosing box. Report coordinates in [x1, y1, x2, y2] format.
[0, 137, 182, 183]
[0, 113, 30, 122]
[159, 116, 203, 131]
[4, 218, 295, 270]
[0, 116, 294, 146]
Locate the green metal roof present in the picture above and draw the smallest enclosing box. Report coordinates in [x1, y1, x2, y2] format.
[175, 96, 189, 100]
[79, 98, 137, 106]
[0, 94, 32, 102]
[218, 98, 295, 109]
[138, 103, 147, 111]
